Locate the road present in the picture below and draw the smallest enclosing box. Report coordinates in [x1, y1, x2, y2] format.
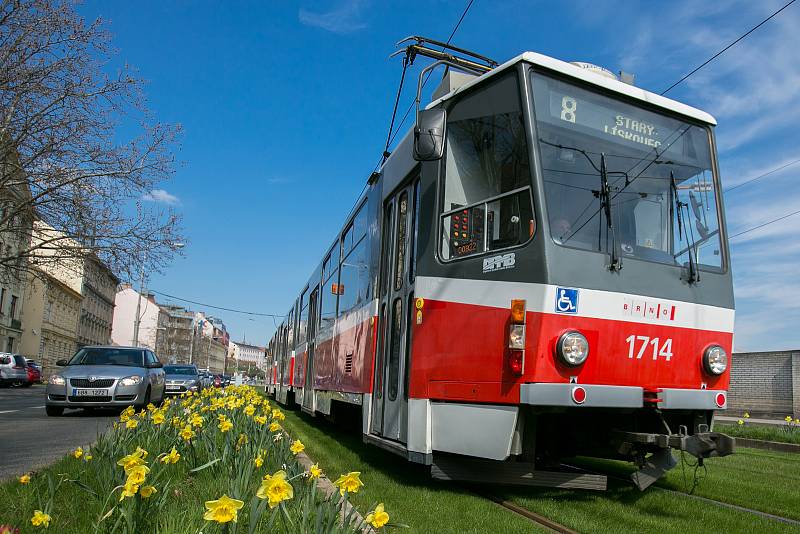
[0, 385, 116, 481]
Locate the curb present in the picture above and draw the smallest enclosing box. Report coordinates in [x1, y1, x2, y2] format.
[736, 437, 800, 454]
[291, 444, 375, 533]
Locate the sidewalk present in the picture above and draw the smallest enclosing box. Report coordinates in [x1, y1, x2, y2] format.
[716, 415, 792, 426]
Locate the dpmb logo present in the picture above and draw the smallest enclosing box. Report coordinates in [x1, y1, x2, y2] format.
[555, 287, 579, 314]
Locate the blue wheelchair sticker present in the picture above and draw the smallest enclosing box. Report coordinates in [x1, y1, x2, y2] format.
[555, 287, 579, 314]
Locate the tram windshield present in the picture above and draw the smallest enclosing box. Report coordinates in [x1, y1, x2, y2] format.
[531, 72, 724, 271]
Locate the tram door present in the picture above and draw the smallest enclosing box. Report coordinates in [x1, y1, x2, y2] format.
[302, 287, 319, 411]
[371, 179, 419, 442]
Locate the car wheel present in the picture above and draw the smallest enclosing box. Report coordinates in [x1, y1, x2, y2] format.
[135, 386, 151, 411]
[46, 405, 64, 417]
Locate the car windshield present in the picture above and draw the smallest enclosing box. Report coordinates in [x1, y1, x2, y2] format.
[532, 72, 723, 271]
[164, 366, 197, 375]
[68, 348, 145, 367]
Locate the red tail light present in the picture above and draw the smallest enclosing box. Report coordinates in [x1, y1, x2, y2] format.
[508, 350, 523, 376]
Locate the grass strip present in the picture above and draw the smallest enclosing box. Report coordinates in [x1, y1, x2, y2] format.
[280, 409, 543, 533]
[716, 423, 800, 445]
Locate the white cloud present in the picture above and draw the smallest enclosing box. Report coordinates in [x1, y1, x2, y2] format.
[142, 189, 180, 205]
[298, 0, 367, 34]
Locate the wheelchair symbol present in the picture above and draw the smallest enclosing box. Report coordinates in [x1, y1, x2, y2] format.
[555, 287, 578, 314]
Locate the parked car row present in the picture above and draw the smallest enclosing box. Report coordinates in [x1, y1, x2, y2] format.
[0, 353, 43, 387]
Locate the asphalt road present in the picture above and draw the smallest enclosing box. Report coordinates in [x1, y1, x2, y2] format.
[0, 385, 116, 481]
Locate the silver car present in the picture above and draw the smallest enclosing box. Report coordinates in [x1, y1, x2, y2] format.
[45, 346, 166, 416]
[163, 364, 202, 395]
[0, 353, 29, 386]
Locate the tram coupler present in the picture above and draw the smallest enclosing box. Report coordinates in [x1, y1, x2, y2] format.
[613, 426, 735, 491]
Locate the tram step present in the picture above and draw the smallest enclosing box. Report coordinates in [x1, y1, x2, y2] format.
[431, 456, 607, 491]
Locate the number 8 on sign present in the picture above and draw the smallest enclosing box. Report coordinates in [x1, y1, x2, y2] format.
[560, 96, 577, 123]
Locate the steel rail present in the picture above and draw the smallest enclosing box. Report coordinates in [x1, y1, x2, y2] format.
[473, 490, 578, 534]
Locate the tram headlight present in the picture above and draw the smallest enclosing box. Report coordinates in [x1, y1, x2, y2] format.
[703, 345, 728, 375]
[556, 331, 589, 367]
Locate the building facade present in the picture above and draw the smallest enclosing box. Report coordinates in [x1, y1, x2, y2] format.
[78, 256, 118, 347]
[111, 285, 168, 353]
[196, 313, 228, 374]
[0, 160, 33, 353]
[162, 305, 195, 364]
[228, 340, 265, 372]
[20, 270, 82, 376]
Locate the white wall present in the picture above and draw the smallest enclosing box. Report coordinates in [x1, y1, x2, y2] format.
[111, 287, 161, 348]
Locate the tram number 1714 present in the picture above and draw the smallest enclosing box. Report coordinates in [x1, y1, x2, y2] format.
[625, 335, 673, 361]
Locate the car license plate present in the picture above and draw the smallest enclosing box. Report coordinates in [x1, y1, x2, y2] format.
[166, 385, 180, 390]
[72, 388, 106, 396]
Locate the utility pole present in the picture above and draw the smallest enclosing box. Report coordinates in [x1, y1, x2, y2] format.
[132, 252, 147, 346]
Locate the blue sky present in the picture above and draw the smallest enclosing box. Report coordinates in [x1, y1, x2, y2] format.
[79, 0, 800, 351]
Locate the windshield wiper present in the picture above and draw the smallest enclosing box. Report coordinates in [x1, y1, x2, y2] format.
[600, 153, 622, 271]
[670, 171, 699, 283]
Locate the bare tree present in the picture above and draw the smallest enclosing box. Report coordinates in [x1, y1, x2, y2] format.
[0, 0, 184, 281]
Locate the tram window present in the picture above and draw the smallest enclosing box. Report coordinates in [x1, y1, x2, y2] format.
[338, 238, 370, 316]
[342, 202, 368, 258]
[440, 73, 534, 261]
[387, 298, 403, 401]
[287, 309, 295, 349]
[394, 192, 408, 290]
[320, 268, 339, 331]
[322, 244, 339, 283]
[532, 72, 723, 271]
[297, 288, 309, 346]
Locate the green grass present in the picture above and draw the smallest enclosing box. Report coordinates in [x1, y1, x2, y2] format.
[280, 409, 542, 533]
[716, 423, 800, 445]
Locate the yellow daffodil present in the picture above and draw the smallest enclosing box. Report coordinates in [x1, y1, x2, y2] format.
[254, 455, 264, 468]
[254, 415, 267, 425]
[140, 485, 157, 498]
[161, 447, 181, 464]
[244, 404, 255, 416]
[190, 413, 204, 428]
[146, 402, 156, 412]
[180, 426, 196, 441]
[18, 474, 31, 484]
[744, 412, 750, 418]
[290, 440, 305, 455]
[737, 419, 744, 425]
[126, 418, 138, 429]
[365, 503, 390, 529]
[85, 454, 93, 462]
[269, 422, 281, 432]
[271, 409, 285, 421]
[30, 510, 51, 528]
[786, 415, 793, 423]
[218, 419, 233, 433]
[126, 464, 150, 485]
[72, 447, 83, 459]
[308, 463, 322, 480]
[117, 448, 148, 473]
[119, 479, 139, 500]
[151, 411, 165, 425]
[203, 494, 244, 523]
[333, 472, 363, 495]
[796, 418, 800, 425]
[257, 470, 294, 509]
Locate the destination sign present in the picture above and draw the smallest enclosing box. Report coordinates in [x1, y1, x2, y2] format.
[532, 74, 701, 157]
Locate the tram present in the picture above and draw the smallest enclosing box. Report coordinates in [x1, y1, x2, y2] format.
[266, 38, 734, 490]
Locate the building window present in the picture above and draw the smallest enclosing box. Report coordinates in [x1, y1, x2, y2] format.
[9, 295, 18, 319]
[6, 336, 14, 353]
[0, 287, 5, 315]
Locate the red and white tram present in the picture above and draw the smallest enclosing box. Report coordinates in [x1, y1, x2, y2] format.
[266, 40, 734, 489]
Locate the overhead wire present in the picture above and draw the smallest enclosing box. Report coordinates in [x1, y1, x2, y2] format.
[661, 0, 798, 94]
[149, 289, 286, 318]
[724, 158, 800, 193]
[728, 207, 800, 240]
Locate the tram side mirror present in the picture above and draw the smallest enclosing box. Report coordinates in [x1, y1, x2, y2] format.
[414, 108, 447, 161]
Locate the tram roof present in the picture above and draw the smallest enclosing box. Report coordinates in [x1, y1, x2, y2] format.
[427, 51, 717, 126]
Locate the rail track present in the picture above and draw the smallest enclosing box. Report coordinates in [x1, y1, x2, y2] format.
[476, 490, 577, 534]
